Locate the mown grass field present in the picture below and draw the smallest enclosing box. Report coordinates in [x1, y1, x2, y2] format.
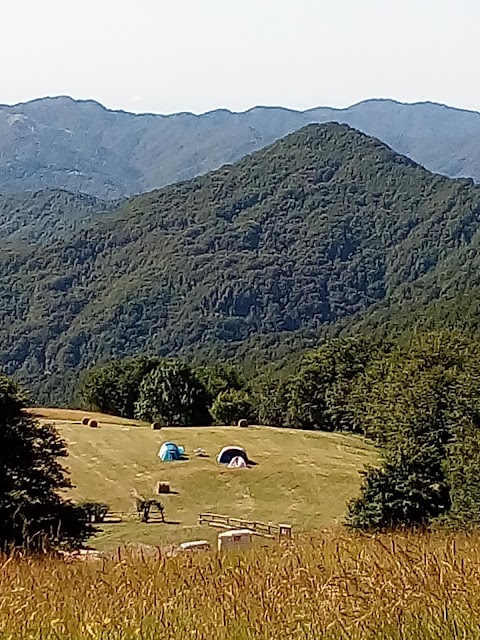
[2, 531, 480, 640]
[29, 408, 376, 549]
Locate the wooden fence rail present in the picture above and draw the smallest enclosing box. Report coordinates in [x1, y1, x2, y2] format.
[198, 513, 292, 539]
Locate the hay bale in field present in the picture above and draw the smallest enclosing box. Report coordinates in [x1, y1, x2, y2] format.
[156, 481, 170, 494]
[238, 418, 249, 428]
[151, 422, 162, 430]
[82, 417, 89, 425]
[88, 419, 98, 428]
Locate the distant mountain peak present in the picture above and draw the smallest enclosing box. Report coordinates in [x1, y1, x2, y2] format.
[2, 95, 108, 110]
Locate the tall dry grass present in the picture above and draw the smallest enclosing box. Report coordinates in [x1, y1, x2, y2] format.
[1, 531, 480, 639]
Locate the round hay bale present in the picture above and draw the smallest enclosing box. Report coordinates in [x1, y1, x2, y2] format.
[88, 419, 98, 428]
[151, 422, 162, 430]
[238, 418, 249, 428]
[81, 417, 89, 425]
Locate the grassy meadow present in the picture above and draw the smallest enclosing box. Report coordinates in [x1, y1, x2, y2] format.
[29, 408, 375, 549]
[2, 531, 480, 640]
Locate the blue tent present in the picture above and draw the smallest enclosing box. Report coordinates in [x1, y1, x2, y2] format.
[158, 442, 185, 462]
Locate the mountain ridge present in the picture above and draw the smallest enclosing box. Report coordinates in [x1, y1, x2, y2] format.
[5, 94, 480, 118]
[2, 96, 480, 199]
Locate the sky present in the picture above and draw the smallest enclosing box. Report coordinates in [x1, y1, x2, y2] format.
[2, 0, 480, 115]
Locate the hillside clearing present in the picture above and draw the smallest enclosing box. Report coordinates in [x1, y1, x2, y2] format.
[30, 408, 377, 549]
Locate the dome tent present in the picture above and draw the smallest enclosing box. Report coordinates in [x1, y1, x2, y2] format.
[158, 442, 185, 462]
[217, 446, 248, 465]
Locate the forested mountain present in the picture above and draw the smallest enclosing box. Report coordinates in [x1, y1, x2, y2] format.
[0, 189, 111, 242]
[3, 122, 480, 404]
[2, 96, 480, 198]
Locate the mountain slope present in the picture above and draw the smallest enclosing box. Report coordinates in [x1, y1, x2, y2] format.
[2, 123, 480, 404]
[0, 189, 112, 242]
[2, 97, 480, 198]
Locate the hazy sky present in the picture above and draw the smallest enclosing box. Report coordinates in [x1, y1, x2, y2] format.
[2, 0, 479, 114]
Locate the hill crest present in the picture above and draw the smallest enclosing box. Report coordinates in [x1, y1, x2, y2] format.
[2, 123, 480, 403]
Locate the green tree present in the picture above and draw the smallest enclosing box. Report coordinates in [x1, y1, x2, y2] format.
[347, 463, 450, 530]
[0, 375, 91, 550]
[211, 389, 255, 425]
[441, 352, 480, 527]
[347, 331, 480, 529]
[134, 361, 211, 426]
[79, 356, 162, 418]
[443, 418, 480, 527]
[252, 377, 291, 427]
[286, 337, 383, 431]
[195, 363, 245, 403]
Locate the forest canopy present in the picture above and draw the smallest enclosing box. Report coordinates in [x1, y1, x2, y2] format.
[2, 124, 480, 404]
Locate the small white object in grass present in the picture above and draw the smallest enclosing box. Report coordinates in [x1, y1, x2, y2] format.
[179, 540, 211, 552]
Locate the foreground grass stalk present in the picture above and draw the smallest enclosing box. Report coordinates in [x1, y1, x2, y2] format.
[1, 531, 480, 639]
